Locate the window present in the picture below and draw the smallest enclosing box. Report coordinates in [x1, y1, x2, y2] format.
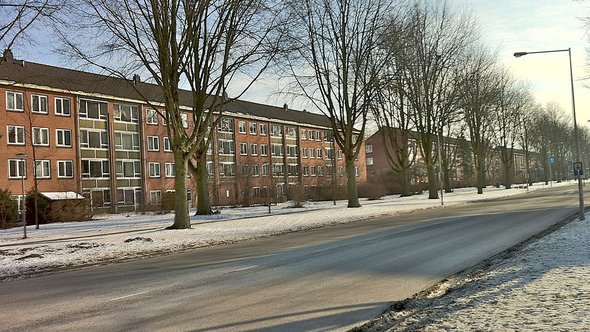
[116, 188, 137, 206]
[114, 103, 139, 123]
[366, 157, 374, 166]
[6, 91, 24, 111]
[7, 125, 25, 145]
[355, 166, 359, 177]
[150, 191, 162, 205]
[273, 164, 283, 176]
[116, 160, 141, 178]
[288, 164, 298, 176]
[317, 148, 323, 159]
[55, 97, 71, 116]
[338, 150, 343, 159]
[81, 160, 110, 178]
[219, 140, 235, 155]
[309, 130, 315, 140]
[271, 124, 282, 137]
[318, 166, 324, 176]
[148, 162, 160, 178]
[251, 164, 260, 176]
[147, 109, 159, 125]
[366, 144, 373, 153]
[287, 145, 297, 157]
[8, 159, 26, 178]
[181, 113, 188, 128]
[206, 161, 214, 176]
[301, 129, 307, 140]
[303, 166, 309, 176]
[271, 144, 283, 156]
[240, 142, 248, 155]
[218, 118, 232, 132]
[259, 123, 267, 135]
[35, 160, 50, 178]
[32, 127, 49, 146]
[251, 144, 258, 156]
[249, 122, 257, 135]
[56, 129, 72, 147]
[80, 130, 109, 149]
[316, 131, 321, 141]
[238, 121, 247, 134]
[260, 144, 268, 156]
[241, 164, 249, 176]
[339, 166, 344, 176]
[285, 127, 296, 138]
[32, 95, 48, 114]
[147, 136, 160, 151]
[310, 148, 316, 159]
[161, 110, 168, 125]
[57, 160, 74, 178]
[262, 163, 270, 176]
[115, 132, 140, 151]
[303, 148, 308, 158]
[310, 166, 316, 176]
[165, 163, 175, 177]
[163, 137, 172, 151]
[220, 163, 236, 176]
[79, 99, 107, 120]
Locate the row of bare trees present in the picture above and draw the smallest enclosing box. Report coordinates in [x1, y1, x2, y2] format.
[371, 1, 588, 198]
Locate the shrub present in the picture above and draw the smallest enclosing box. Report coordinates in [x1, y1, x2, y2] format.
[0, 189, 18, 228]
[287, 185, 307, 208]
[25, 189, 50, 225]
[358, 182, 387, 200]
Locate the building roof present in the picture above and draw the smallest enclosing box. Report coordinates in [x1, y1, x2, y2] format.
[0, 51, 332, 128]
[40, 192, 85, 200]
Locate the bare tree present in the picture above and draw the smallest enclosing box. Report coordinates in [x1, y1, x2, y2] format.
[182, 0, 282, 215]
[456, 45, 499, 194]
[281, 0, 393, 207]
[386, 1, 477, 199]
[0, 0, 62, 49]
[60, 0, 280, 227]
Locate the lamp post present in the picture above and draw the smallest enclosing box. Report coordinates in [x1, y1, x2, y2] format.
[514, 48, 584, 220]
[16, 153, 27, 238]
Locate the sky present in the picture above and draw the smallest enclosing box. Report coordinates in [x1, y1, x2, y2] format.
[7, 0, 590, 124]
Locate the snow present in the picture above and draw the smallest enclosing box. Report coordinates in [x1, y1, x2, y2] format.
[40, 191, 85, 200]
[4, 180, 590, 330]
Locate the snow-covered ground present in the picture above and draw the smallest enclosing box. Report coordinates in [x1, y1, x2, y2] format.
[0, 181, 574, 283]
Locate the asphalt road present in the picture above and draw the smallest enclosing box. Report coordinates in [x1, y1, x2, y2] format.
[0, 186, 582, 331]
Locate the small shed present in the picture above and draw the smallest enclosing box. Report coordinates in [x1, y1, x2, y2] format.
[40, 192, 91, 222]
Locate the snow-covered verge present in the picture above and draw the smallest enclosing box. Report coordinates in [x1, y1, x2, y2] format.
[0, 182, 572, 281]
[355, 196, 590, 332]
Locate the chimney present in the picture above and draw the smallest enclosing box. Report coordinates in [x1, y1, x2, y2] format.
[132, 74, 141, 85]
[283, 103, 288, 111]
[1, 49, 14, 64]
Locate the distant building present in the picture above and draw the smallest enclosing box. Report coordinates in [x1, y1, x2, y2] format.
[0, 50, 366, 214]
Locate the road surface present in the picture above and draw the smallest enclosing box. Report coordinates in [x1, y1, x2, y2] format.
[0, 186, 581, 331]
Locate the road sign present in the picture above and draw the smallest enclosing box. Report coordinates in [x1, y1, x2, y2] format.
[574, 162, 584, 176]
[549, 156, 556, 165]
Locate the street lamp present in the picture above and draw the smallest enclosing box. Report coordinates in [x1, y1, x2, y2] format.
[514, 48, 584, 220]
[15, 153, 27, 238]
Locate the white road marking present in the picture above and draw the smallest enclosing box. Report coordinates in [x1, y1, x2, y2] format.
[109, 290, 150, 302]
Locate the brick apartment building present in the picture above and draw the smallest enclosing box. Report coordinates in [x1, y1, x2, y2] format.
[0, 50, 366, 214]
[364, 128, 545, 192]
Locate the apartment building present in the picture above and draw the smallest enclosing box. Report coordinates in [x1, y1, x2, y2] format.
[0, 50, 366, 214]
[365, 127, 545, 192]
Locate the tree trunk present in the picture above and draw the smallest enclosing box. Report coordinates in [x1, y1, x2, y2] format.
[503, 162, 512, 189]
[345, 158, 361, 208]
[399, 169, 411, 197]
[169, 150, 190, 229]
[477, 161, 485, 194]
[443, 169, 452, 193]
[426, 162, 438, 199]
[195, 153, 213, 215]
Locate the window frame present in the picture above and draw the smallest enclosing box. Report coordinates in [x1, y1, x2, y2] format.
[148, 162, 161, 177]
[6, 91, 24, 112]
[31, 94, 48, 114]
[147, 136, 160, 151]
[7, 125, 25, 145]
[165, 163, 175, 177]
[35, 159, 51, 179]
[8, 159, 26, 179]
[56, 129, 72, 147]
[32, 127, 50, 146]
[57, 160, 74, 178]
[54, 97, 71, 116]
[146, 109, 159, 125]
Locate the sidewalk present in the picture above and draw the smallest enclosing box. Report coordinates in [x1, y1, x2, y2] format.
[0, 182, 575, 283]
[360, 204, 590, 331]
